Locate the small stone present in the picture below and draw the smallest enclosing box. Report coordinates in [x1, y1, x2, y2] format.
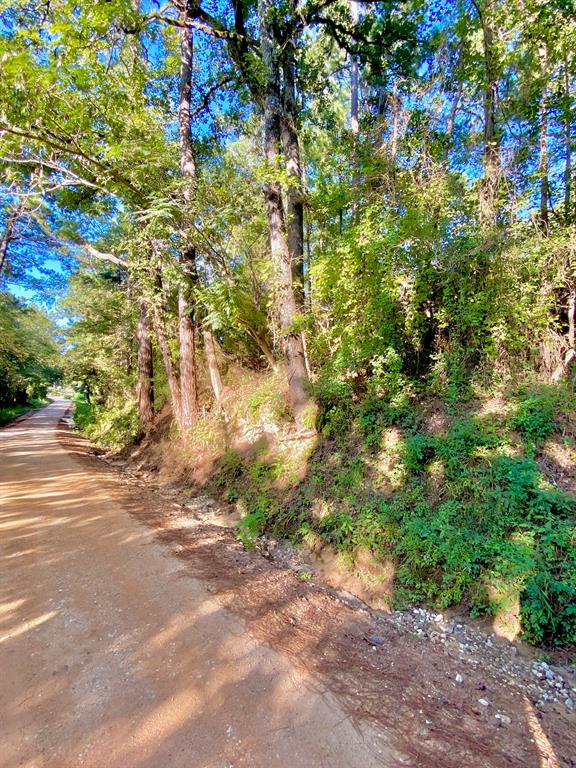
[495, 713, 512, 726]
[365, 634, 385, 646]
[455, 673, 464, 686]
[478, 698, 490, 707]
[565, 698, 575, 711]
[545, 670, 555, 681]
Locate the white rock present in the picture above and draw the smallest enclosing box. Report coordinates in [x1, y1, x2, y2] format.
[495, 713, 512, 726]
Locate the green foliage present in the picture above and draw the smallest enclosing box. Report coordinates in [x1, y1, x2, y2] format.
[74, 397, 139, 449]
[401, 434, 436, 473]
[0, 397, 48, 426]
[0, 293, 61, 406]
[223, 379, 576, 647]
[246, 374, 290, 423]
[237, 509, 267, 549]
[511, 385, 573, 445]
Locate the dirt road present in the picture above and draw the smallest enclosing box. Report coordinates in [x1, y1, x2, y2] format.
[0, 400, 395, 768]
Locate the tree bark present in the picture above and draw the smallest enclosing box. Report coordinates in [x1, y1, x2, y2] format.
[154, 312, 182, 422]
[244, 323, 278, 370]
[389, 82, 401, 161]
[178, 270, 198, 429]
[203, 328, 223, 406]
[563, 57, 572, 224]
[136, 300, 155, 429]
[568, 289, 575, 352]
[0, 208, 19, 275]
[281, 40, 305, 308]
[446, 80, 463, 141]
[258, 0, 314, 431]
[176, 1, 199, 431]
[478, 1, 501, 231]
[350, 1, 359, 137]
[151, 296, 181, 425]
[178, 3, 197, 183]
[538, 44, 549, 235]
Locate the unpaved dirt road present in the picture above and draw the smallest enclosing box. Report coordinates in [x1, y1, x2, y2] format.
[0, 400, 395, 768]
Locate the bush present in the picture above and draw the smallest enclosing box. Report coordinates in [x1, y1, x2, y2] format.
[265, 393, 576, 646]
[74, 397, 139, 449]
[511, 384, 574, 445]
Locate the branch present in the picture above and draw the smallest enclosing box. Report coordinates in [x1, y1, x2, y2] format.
[0, 123, 147, 203]
[28, 211, 129, 269]
[146, 11, 229, 37]
[191, 76, 234, 119]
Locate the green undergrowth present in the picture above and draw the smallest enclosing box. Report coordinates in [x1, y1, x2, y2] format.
[0, 397, 48, 426]
[74, 396, 139, 449]
[208, 380, 576, 647]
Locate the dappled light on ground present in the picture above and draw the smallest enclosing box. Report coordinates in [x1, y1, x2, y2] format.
[524, 699, 561, 768]
[0, 401, 393, 768]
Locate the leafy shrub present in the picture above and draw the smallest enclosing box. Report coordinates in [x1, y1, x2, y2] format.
[0, 397, 47, 426]
[401, 433, 436, 473]
[74, 398, 139, 449]
[246, 374, 291, 424]
[512, 394, 557, 443]
[201, 375, 576, 647]
[237, 508, 267, 549]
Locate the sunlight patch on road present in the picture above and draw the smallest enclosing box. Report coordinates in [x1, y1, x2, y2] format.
[0, 610, 57, 644]
[0, 598, 27, 623]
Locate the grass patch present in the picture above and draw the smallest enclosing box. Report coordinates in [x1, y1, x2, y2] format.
[0, 398, 48, 426]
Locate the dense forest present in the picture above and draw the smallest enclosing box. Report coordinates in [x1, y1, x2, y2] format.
[1, 0, 575, 646]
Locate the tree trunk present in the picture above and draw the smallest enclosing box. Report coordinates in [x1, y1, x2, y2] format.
[568, 289, 575, 351]
[203, 328, 223, 406]
[538, 44, 549, 235]
[178, 270, 198, 429]
[389, 82, 401, 161]
[446, 81, 463, 141]
[258, 0, 315, 431]
[151, 300, 181, 425]
[564, 57, 572, 224]
[0, 209, 18, 275]
[478, 2, 501, 231]
[244, 324, 278, 370]
[350, 1, 359, 137]
[136, 300, 154, 429]
[178, 4, 196, 183]
[349, 0, 360, 208]
[176, 3, 199, 431]
[281, 41, 305, 308]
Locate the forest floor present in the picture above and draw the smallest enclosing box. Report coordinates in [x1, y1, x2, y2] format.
[1, 401, 575, 768]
